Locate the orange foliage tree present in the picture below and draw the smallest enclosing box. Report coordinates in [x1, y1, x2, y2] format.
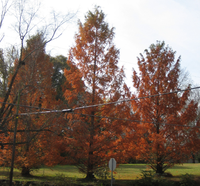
[129, 41, 200, 174]
[63, 7, 130, 179]
[1, 33, 64, 176]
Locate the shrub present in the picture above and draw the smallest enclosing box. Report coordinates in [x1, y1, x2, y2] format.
[180, 174, 195, 186]
[134, 170, 175, 186]
[53, 173, 77, 186]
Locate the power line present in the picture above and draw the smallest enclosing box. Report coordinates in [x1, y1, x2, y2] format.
[0, 87, 199, 134]
[18, 108, 73, 116]
[15, 86, 200, 130]
[73, 86, 200, 111]
[2, 86, 200, 116]
[7, 108, 198, 129]
[17, 86, 200, 116]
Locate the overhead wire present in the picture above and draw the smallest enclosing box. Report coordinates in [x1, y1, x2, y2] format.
[17, 86, 200, 116]
[0, 86, 199, 116]
[1, 86, 200, 128]
[73, 86, 200, 111]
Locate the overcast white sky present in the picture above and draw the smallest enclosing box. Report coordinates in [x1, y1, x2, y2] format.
[1, 0, 200, 89]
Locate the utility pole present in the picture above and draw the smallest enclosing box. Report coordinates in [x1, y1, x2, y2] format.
[9, 92, 20, 186]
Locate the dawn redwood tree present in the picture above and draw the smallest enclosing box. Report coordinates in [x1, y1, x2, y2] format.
[1, 33, 64, 176]
[63, 7, 130, 179]
[130, 41, 200, 174]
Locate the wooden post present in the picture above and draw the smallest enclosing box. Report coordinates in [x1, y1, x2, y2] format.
[9, 92, 20, 186]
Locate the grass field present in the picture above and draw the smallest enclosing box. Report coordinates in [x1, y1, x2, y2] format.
[115, 163, 200, 180]
[1, 163, 200, 183]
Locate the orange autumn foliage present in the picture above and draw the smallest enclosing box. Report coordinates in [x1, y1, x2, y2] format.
[128, 41, 200, 173]
[63, 7, 131, 179]
[0, 33, 64, 175]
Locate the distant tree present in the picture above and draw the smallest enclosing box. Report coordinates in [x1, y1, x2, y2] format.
[50, 55, 69, 101]
[0, 46, 19, 98]
[0, 49, 10, 98]
[63, 7, 130, 179]
[187, 87, 200, 162]
[130, 41, 200, 174]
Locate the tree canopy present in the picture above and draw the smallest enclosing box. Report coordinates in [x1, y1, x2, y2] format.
[0, 33, 63, 176]
[63, 6, 130, 179]
[129, 41, 200, 173]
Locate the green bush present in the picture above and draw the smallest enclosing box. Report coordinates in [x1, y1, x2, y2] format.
[134, 170, 175, 186]
[53, 173, 77, 186]
[94, 166, 110, 180]
[135, 170, 154, 186]
[180, 174, 195, 186]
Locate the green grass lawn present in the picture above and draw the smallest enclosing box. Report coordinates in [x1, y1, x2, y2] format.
[115, 163, 200, 180]
[1, 163, 200, 183]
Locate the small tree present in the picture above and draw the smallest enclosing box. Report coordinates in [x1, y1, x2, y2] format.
[50, 55, 69, 101]
[130, 41, 200, 174]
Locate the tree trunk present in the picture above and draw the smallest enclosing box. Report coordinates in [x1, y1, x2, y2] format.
[21, 167, 31, 176]
[192, 153, 195, 163]
[85, 171, 95, 180]
[156, 161, 164, 174]
[86, 151, 95, 179]
[86, 139, 95, 180]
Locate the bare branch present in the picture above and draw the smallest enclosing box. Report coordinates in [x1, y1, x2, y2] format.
[0, 0, 76, 133]
[12, 0, 40, 40]
[0, 0, 12, 42]
[42, 10, 76, 44]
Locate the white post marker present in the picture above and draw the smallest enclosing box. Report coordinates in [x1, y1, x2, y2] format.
[109, 158, 116, 186]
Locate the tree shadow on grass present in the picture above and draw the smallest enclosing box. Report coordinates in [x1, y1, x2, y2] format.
[0, 170, 10, 177]
[170, 166, 192, 169]
[119, 165, 147, 169]
[0, 170, 58, 182]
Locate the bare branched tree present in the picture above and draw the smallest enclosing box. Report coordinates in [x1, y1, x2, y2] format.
[0, 0, 12, 42]
[0, 0, 75, 132]
[178, 67, 192, 89]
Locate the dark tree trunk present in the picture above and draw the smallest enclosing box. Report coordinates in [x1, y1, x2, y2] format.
[192, 153, 195, 163]
[156, 160, 164, 174]
[85, 172, 95, 180]
[85, 149, 95, 180]
[21, 167, 31, 176]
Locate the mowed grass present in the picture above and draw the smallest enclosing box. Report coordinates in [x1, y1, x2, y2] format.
[115, 163, 200, 180]
[32, 165, 85, 179]
[0, 163, 200, 182]
[0, 165, 85, 181]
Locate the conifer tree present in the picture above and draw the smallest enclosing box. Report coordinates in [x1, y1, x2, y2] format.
[64, 7, 130, 179]
[130, 41, 200, 174]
